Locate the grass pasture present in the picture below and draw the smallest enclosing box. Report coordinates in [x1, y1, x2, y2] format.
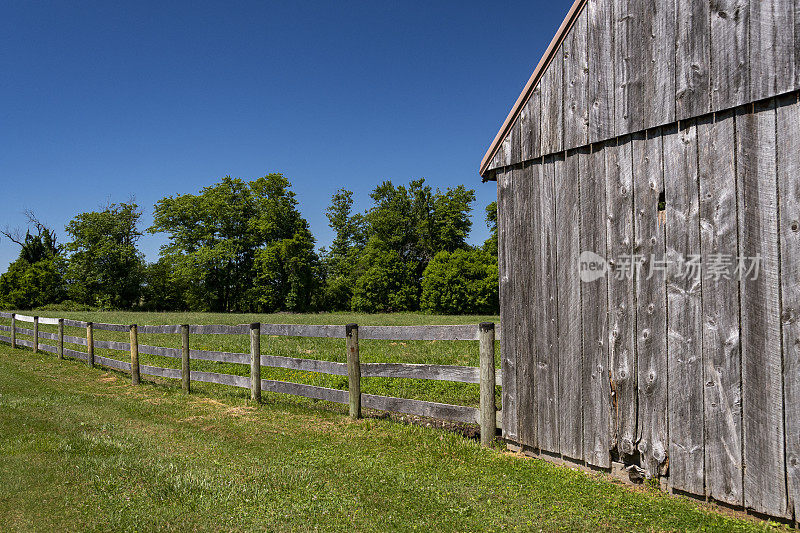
[0, 339, 784, 532]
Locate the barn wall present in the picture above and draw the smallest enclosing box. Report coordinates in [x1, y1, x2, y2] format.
[497, 92, 800, 520]
[486, 0, 798, 173]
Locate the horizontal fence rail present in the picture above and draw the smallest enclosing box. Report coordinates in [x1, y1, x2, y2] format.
[0, 313, 502, 445]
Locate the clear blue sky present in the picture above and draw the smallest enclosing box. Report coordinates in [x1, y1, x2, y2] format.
[0, 1, 569, 272]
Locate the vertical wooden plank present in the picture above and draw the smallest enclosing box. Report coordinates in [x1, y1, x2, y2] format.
[642, 0, 676, 129]
[86, 322, 94, 367]
[540, 48, 564, 156]
[614, 0, 639, 136]
[520, 86, 541, 162]
[130, 324, 140, 386]
[750, 0, 794, 102]
[33, 316, 38, 354]
[181, 324, 190, 394]
[497, 168, 520, 444]
[778, 93, 800, 520]
[557, 151, 583, 460]
[737, 100, 787, 517]
[563, 8, 589, 151]
[346, 323, 361, 418]
[510, 117, 523, 167]
[606, 136, 637, 458]
[516, 163, 537, 449]
[664, 121, 705, 496]
[480, 322, 497, 447]
[676, 0, 711, 120]
[536, 156, 559, 454]
[587, 0, 615, 143]
[11, 314, 15, 349]
[580, 144, 611, 468]
[698, 110, 743, 506]
[250, 322, 261, 402]
[710, 0, 749, 110]
[58, 318, 64, 360]
[633, 129, 669, 479]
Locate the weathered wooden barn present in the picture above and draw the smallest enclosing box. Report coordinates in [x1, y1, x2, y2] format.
[481, 0, 800, 521]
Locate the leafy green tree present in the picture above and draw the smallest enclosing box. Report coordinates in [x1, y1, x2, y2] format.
[420, 249, 498, 314]
[0, 215, 66, 309]
[64, 202, 145, 309]
[483, 201, 498, 257]
[142, 256, 188, 311]
[351, 179, 475, 311]
[350, 248, 418, 313]
[322, 188, 366, 310]
[149, 174, 320, 312]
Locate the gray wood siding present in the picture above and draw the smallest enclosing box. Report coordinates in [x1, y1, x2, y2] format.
[484, 0, 800, 174]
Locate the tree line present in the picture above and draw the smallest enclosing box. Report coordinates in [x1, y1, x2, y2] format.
[0, 174, 499, 314]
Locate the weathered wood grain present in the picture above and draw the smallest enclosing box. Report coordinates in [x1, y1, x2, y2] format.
[675, 0, 710, 120]
[587, 0, 614, 142]
[613, 0, 637, 136]
[91, 322, 130, 332]
[362, 394, 479, 425]
[0, 324, 10, 332]
[563, 8, 588, 151]
[263, 379, 349, 405]
[32, 330, 58, 341]
[698, 109, 743, 506]
[664, 121, 705, 495]
[37, 343, 57, 355]
[515, 163, 535, 448]
[0, 334, 11, 345]
[95, 355, 132, 372]
[250, 323, 261, 402]
[189, 324, 249, 335]
[138, 324, 182, 335]
[94, 340, 132, 352]
[580, 144, 611, 468]
[605, 136, 637, 458]
[181, 325, 190, 393]
[190, 349, 249, 364]
[64, 348, 87, 361]
[140, 364, 182, 379]
[736, 99, 787, 517]
[139, 344, 180, 358]
[63, 334, 88, 346]
[643, 0, 676, 129]
[777, 93, 800, 518]
[130, 324, 139, 385]
[260, 323, 345, 338]
[479, 322, 497, 446]
[557, 149, 583, 460]
[536, 156, 559, 454]
[346, 323, 361, 419]
[633, 129, 669, 479]
[0, 312, 11, 319]
[749, 0, 794, 102]
[540, 48, 564, 155]
[191, 370, 249, 389]
[358, 325, 479, 341]
[520, 86, 541, 162]
[497, 167, 520, 443]
[361, 362, 478, 383]
[13, 326, 34, 337]
[510, 116, 523, 166]
[710, 0, 749, 109]
[62, 319, 88, 329]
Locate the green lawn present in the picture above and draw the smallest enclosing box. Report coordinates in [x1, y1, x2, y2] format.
[0, 342, 785, 532]
[1, 311, 501, 408]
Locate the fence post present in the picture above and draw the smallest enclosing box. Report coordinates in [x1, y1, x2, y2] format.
[10, 313, 15, 349]
[86, 322, 94, 367]
[33, 316, 39, 354]
[346, 323, 361, 419]
[250, 323, 261, 402]
[58, 318, 64, 359]
[130, 324, 140, 385]
[479, 322, 496, 447]
[181, 324, 190, 394]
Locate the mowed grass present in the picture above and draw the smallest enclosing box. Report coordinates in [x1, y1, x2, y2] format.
[1, 311, 502, 408]
[0, 345, 783, 532]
